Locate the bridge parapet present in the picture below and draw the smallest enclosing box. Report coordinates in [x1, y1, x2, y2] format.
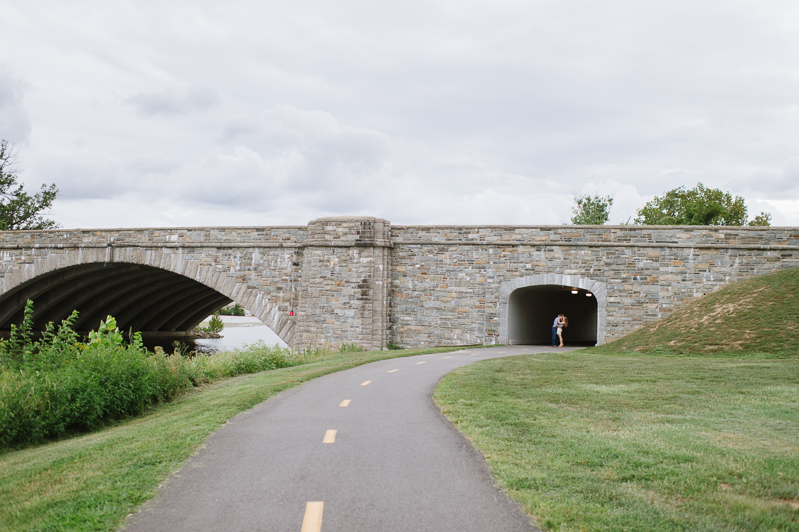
[0, 226, 307, 249]
[391, 224, 799, 249]
[306, 217, 392, 248]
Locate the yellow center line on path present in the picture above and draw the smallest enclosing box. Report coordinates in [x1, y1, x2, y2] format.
[361, 381, 371, 386]
[301, 501, 324, 532]
[470, 353, 479, 356]
[339, 400, 351, 407]
[323, 430, 337, 444]
[416, 361, 426, 365]
[387, 369, 399, 373]
[443, 356, 453, 359]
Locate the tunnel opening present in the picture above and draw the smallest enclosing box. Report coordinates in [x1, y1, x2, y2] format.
[0, 262, 286, 351]
[508, 284, 598, 346]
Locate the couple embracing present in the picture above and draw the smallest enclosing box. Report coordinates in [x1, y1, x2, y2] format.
[551, 314, 568, 347]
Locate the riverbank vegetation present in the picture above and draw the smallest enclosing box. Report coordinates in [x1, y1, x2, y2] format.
[194, 311, 224, 335]
[218, 303, 246, 316]
[0, 303, 301, 449]
[436, 268, 799, 531]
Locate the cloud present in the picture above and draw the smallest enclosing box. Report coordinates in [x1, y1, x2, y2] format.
[4, 2, 799, 228]
[0, 68, 31, 143]
[123, 87, 221, 117]
[176, 105, 396, 212]
[731, 156, 799, 203]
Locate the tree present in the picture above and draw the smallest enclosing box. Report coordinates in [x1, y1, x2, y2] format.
[571, 194, 613, 225]
[748, 212, 772, 227]
[218, 303, 245, 316]
[0, 140, 59, 230]
[634, 183, 770, 226]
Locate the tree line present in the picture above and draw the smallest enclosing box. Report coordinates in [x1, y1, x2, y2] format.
[570, 184, 772, 226]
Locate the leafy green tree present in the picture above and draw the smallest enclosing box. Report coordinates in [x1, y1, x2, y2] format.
[634, 183, 770, 226]
[748, 212, 772, 227]
[571, 194, 614, 225]
[207, 312, 224, 333]
[218, 303, 245, 316]
[0, 140, 59, 230]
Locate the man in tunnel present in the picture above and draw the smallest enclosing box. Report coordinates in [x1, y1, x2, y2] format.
[551, 314, 562, 347]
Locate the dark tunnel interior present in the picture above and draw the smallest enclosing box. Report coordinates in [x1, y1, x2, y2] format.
[508, 285, 598, 345]
[0, 263, 232, 337]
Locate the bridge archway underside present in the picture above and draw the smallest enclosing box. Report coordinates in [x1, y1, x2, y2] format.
[0, 263, 233, 336]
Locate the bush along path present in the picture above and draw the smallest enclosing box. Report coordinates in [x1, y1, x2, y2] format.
[0, 301, 306, 449]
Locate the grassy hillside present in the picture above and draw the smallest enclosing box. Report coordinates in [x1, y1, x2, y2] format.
[593, 266, 799, 355]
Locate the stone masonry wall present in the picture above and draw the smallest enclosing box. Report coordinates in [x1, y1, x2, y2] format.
[0, 221, 796, 350]
[294, 218, 391, 351]
[0, 226, 306, 344]
[388, 225, 799, 347]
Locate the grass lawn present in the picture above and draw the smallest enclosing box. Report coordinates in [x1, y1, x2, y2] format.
[0, 346, 459, 532]
[435, 352, 799, 532]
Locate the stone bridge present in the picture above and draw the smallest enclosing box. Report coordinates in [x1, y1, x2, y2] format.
[0, 217, 796, 350]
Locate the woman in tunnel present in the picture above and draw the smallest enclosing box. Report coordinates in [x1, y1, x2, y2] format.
[557, 315, 568, 347]
[552, 314, 562, 347]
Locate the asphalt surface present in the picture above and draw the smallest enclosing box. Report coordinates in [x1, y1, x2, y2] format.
[123, 345, 579, 532]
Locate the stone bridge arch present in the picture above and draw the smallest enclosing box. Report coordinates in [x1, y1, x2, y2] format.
[498, 274, 607, 346]
[0, 247, 294, 345]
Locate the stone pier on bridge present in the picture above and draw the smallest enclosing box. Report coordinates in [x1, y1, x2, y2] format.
[0, 217, 796, 350]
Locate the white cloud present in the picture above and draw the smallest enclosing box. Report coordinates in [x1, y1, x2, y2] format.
[1, 1, 798, 229]
[0, 68, 31, 144]
[124, 87, 221, 117]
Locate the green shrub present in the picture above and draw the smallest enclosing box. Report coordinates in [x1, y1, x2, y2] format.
[195, 312, 224, 334]
[0, 303, 313, 449]
[207, 313, 224, 334]
[0, 308, 194, 448]
[184, 341, 303, 381]
[338, 342, 364, 353]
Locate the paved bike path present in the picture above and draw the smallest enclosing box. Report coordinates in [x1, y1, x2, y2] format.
[124, 345, 576, 531]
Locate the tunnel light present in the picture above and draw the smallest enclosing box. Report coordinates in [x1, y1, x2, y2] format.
[586, 293, 593, 297]
[571, 289, 578, 294]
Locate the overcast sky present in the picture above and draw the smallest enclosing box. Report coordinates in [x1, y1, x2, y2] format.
[2, 1, 798, 229]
